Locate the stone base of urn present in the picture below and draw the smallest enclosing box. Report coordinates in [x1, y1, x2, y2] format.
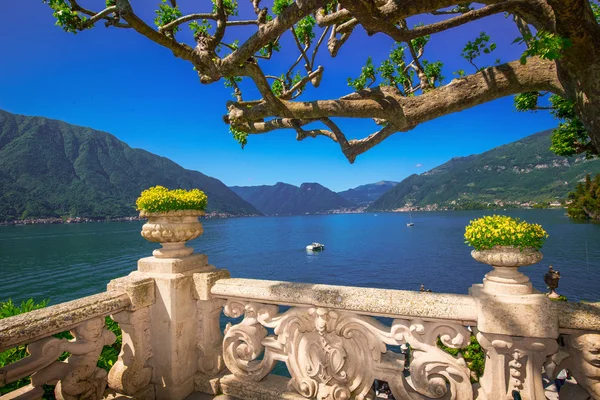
[140, 210, 205, 259]
[471, 246, 542, 295]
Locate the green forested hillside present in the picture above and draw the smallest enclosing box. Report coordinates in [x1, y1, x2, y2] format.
[231, 182, 352, 215]
[369, 130, 600, 211]
[0, 110, 261, 220]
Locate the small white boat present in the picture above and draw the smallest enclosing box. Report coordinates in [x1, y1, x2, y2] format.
[306, 242, 325, 251]
[407, 210, 414, 227]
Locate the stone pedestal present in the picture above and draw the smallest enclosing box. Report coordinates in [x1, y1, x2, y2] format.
[133, 253, 215, 400]
[470, 248, 559, 400]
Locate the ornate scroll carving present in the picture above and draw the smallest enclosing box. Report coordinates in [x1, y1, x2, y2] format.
[222, 300, 473, 400]
[387, 319, 473, 400]
[476, 332, 558, 400]
[222, 301, 280, 381]
[0, 317, 116, 400]
[553, 332, 600, 399]
[107, 308, 152, 396]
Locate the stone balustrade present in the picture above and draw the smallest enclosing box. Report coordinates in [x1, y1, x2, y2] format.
[1, 245, 599, 399]
[0, 276, 155, 400]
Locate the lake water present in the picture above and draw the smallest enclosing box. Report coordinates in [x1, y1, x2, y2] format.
[1, 209, 599, 305]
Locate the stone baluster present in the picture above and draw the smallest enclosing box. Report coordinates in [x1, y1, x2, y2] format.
[192, 269, 230, 395]
[106, 276, 156, 399]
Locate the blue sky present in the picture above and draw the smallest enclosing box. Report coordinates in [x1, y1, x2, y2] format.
[0, 1, 557, 191]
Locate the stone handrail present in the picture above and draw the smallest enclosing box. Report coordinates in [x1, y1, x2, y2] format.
[211, 278, 478, 323]
[0, 290, 130, 352]
[554, 300, 600, 332]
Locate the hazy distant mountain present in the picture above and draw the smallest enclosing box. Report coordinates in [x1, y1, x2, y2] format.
[0, 110, 261, 220]
[230, 182, 352, 215]
[369, 130, 600, 211]
[338, 181, 398, 206]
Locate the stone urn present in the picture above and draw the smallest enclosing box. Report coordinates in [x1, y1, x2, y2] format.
[140, 209, 204, 258]
[471, 246, 543, 295]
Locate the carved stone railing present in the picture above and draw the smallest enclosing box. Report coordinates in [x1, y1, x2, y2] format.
[210, 279, 477, 400]
[0, 275, 155, 400]
[2, 240, 600, 400]
[192, 278, 600, 400]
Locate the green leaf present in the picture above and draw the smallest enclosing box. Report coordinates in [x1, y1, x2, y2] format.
[347, 57, 376, 91]
[295, 16, 316, 46]
[516, 31, 571, 65]
[154, 0, 183, 32]
[230, 127, 248, 149]
[514, 92, 540, 112]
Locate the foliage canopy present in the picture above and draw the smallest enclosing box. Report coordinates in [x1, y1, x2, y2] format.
[42, 0, 600, 161]
[567, 173, 600, 220]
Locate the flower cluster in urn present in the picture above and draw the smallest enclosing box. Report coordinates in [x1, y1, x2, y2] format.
[137, 186, 208, 258]
[465, 215, 549, 295]
[136, 185, 207, 213]
[464, 215, 549, 251]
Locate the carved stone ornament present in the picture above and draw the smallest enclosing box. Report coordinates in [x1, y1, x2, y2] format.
[0, 317, 116, 400]
[140, 209, 204, 258]
[554, 332, 600, 399]
[543, 266, 561, 299]
[222, 300, 474, 400]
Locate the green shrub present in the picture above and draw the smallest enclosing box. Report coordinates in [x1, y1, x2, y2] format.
[438, 334, 485, 382]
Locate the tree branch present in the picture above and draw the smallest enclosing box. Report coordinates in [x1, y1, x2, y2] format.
[221, 0, 327, 73]
[115, 0, 193, 62]
[405, 2, 522, 40]
[228, 58, 562, 161]
[158, 13, 214, 32]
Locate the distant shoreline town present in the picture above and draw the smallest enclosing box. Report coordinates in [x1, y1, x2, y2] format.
[0, 200, 571, 226]
[0, 211, 259, 226]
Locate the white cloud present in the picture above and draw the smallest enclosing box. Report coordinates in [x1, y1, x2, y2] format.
[415, 163, 423, 168]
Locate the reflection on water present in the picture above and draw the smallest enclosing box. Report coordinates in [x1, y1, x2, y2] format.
[0, 209, 598, 304]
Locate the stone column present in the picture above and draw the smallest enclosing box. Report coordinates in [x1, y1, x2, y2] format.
[130, 253, 215, 400]
[470, 254, 559, 400]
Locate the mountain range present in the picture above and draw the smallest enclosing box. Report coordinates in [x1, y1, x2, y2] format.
[0, 110, 260, 221]
[1, 109, 598, 221]
[368, 129, 600, 210]
[230, 182, 352, 215]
